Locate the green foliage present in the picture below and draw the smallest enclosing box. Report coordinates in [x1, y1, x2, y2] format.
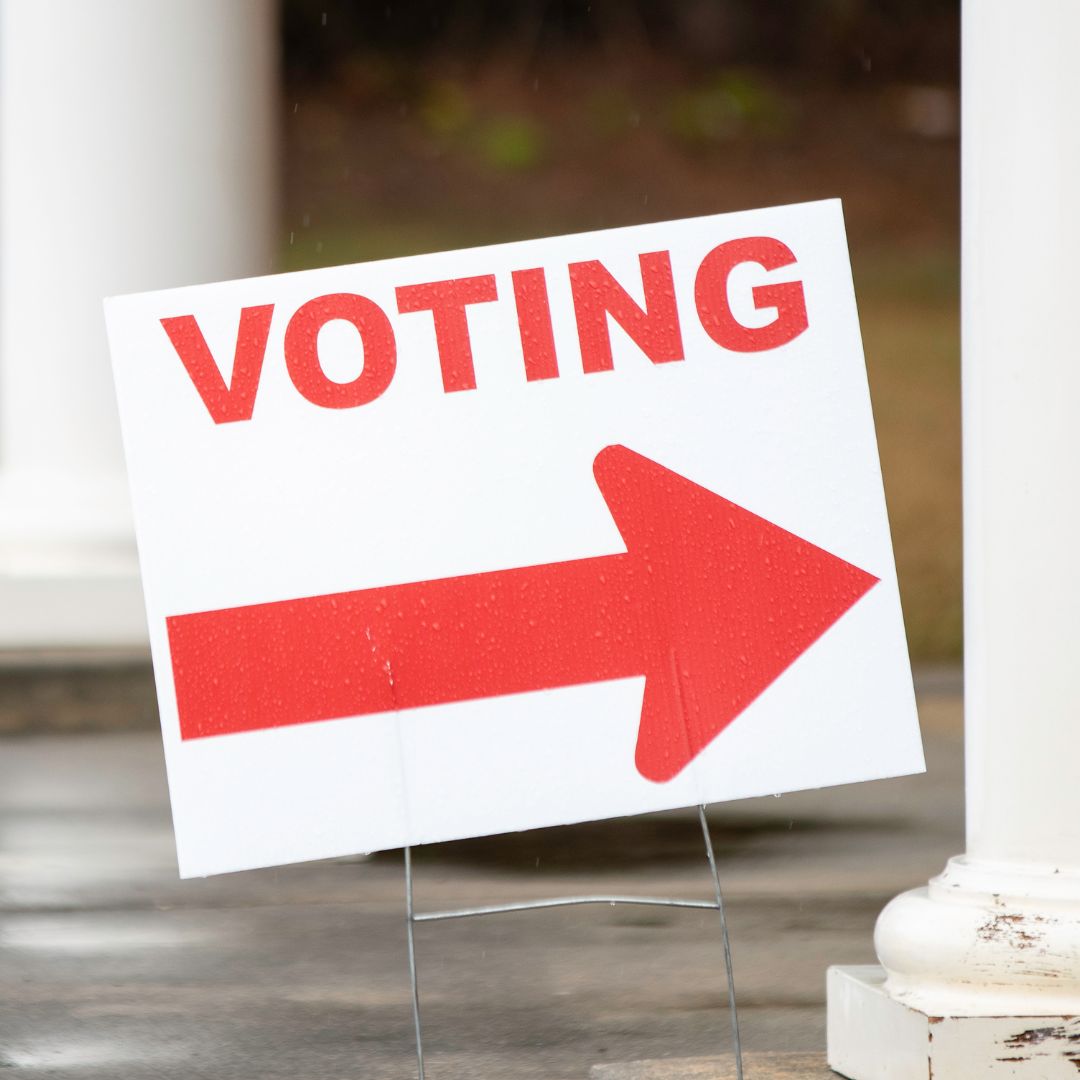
[471, 114, 546, 171]
[419, 79, 473, 138]
[669, 71, 792, 147]
[413, 77, 546, 174]
[586, 88, 642, 140]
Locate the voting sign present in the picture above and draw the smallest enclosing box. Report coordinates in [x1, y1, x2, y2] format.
[105, 199, 923, 878]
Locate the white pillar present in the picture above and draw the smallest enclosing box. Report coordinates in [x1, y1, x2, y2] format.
[827, 2, 1080, 1075]
[0, 0, 277, 648]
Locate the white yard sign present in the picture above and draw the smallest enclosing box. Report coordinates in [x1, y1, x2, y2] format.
[106, 199, 923, 878]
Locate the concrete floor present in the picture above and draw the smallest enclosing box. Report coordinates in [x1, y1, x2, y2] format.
[0, 678, 962, 1079]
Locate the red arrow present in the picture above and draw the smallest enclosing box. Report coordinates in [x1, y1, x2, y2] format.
[167, 445, 878, 782]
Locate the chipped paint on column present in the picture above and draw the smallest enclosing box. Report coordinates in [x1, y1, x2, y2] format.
[873, 863, 1080, 1016]
[934, 1016, 1080, 1076]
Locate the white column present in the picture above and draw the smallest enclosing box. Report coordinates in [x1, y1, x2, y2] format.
[827, 2, 1080, 1075]
[0, 0, 277, 648]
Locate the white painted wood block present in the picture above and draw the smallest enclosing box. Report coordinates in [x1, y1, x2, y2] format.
[828, 966, 1080, 1079]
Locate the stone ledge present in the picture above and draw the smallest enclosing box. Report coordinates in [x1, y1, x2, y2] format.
[0, 651, 157, 734]
[590, 1052, 833, 1079]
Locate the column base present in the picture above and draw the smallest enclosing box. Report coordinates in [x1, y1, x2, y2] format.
[875, 858, 1080, 1016]
[0, 470, 147, 648]
[827, 966, 1080, 1079]
[0, 564, 146, 648]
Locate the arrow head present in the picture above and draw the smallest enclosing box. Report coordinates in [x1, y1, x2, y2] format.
[593, 445, 879, 783]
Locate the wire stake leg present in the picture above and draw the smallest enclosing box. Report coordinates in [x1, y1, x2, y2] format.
[698, 804, 743, 1080]
[404, 812, 743, 1080]
[404, 846, 426, 1080]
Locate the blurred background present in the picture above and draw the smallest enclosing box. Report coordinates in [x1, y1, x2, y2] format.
[0, 0, 961, 702]
[0, 4, 963, 1075]
[279, 0, 961, 663]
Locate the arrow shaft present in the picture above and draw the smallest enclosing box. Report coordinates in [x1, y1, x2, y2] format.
[166, 445, 879, 783]
[169, 553, 642, 739]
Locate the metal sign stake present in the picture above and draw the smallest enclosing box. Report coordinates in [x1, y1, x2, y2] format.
[403, 802, 743, 1080]
[697, 803, 744, 1075]
[403, 845, 426, 1080]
